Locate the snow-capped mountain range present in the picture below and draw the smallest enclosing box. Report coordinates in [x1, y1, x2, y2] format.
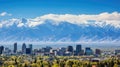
[0, 13, 120, 42]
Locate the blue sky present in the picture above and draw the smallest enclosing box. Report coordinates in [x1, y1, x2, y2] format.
[0, 0, 120, 20]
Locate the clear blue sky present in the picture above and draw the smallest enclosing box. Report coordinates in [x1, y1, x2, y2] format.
[0, 0, 120, 19]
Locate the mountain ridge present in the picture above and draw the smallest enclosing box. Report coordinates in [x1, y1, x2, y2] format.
[0, 18, 120, 42]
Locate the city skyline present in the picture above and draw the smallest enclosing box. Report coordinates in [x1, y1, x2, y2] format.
[0, 42, 102, 56]
[0, 42, 119, 56]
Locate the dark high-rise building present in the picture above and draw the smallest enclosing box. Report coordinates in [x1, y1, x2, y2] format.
[95, 49, 101, 55]
[0, 46, 4, 54]
[67, 46, 73, 52]
[46, 46, 52, 52]
[115, 50, 120, 55]
[22, 43, 26, 54]
[76, 44, 82, 55]
[13, 43, 17, 53]
[26, 48, 31, 54]
[85, 47, 93, 55]
[29, 44, 32, 54]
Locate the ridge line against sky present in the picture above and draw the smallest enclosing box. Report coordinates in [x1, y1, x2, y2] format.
[0, 11, 120, 28]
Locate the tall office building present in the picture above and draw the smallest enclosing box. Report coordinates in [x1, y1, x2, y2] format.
[67, 46, 73, 52]
[0, 46, 4, 54]
[26, 48, 31, 54]
[13, 43, 17, 53]
[115, 50, 120, 55]
[95, 49, 101, 55]
[85, 47, 93, 55]
[29, 44, 32, 54]
[22, 43, 26, 54]
[76, 44, 82, 55]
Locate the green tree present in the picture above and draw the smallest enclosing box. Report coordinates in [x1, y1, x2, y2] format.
[65, 60, 73, 67]
[113, 63, 118, 67]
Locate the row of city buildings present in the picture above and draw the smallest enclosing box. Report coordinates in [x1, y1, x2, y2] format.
[0, 43, 120, 56]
